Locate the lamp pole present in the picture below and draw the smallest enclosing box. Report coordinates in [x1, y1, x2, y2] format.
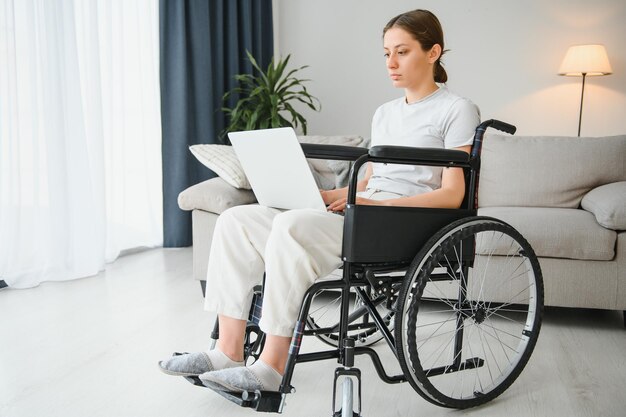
[577, 72, 587, 137]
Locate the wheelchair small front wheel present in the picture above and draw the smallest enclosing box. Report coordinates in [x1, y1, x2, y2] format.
[341, 378, 353, 417]
[395, 216, 544, 409]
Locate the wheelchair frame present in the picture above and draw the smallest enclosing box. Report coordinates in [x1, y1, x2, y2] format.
[184, 120, 544, 416]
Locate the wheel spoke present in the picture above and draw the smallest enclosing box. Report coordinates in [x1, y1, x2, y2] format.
[488, 310, 527, 326]
[474, 319, 520, 353]
[476, 320, 495, 387]
[310, 292, 341, 316]
[413, 311, 457, 347]
[422, 280, 458, 310]
[422, 323, 459, 375]
[482, 260, 532, 310]
[486, 284, 534, 319]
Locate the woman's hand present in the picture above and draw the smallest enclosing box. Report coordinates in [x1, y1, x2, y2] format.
[319, 189, 335, 205]
[326, 196, 382, 213]
[320, 189, 345, 205]
[320, 164, 373, 208]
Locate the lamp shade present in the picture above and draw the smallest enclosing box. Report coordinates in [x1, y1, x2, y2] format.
[558, 44, 612, 76]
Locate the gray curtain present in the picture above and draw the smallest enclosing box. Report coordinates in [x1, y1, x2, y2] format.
[160, 0, 273, 247]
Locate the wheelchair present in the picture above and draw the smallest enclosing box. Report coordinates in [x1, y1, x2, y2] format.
[179, 120, 544, 416]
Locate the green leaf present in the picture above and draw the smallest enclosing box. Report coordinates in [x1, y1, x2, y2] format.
[271, 54, 291, 89]
[221, 51, 321, 136]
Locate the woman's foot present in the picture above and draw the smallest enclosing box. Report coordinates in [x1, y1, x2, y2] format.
[199, 360, 283, 392]
[158, 349, 244, 377]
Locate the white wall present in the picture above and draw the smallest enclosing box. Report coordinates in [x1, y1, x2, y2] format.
[274, 0, 626, 138]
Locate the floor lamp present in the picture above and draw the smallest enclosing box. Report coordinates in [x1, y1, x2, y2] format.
[558, 44, 612, 136]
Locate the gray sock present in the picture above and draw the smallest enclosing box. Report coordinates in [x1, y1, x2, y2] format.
[247, 360, 283, 391]
[208, 348, 244, 370]
[159, 349, 243, 376]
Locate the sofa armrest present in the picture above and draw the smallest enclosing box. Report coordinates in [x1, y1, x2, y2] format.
[581, 182, 626, 231]
[178, 177, 257, 215]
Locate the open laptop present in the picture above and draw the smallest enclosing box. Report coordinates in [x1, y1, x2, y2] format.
[228, 127, 327, 211]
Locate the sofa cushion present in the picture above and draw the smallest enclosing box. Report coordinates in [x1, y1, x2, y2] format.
[189, 144, 252, 189]
[478, 207, 617, 261]
[298, 135, 369, 188]
[581, 182, 626, 231]
[178, 177, 256, 214]
[479, 134, 626, 208]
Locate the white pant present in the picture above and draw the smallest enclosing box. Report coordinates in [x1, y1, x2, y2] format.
[204, 205, 343, 336]
[204, 190, 403, 337]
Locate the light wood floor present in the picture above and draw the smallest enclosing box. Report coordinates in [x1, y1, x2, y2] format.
[1, 248, 625, 417]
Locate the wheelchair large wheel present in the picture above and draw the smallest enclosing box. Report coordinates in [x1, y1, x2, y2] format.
[306, 285, 395, 348]
[395, 216, 543, 409]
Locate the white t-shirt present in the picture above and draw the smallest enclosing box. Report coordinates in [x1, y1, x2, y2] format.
[367, 86, 480, 197]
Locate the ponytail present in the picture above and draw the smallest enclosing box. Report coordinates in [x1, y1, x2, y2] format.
[434, 60, 448, 83]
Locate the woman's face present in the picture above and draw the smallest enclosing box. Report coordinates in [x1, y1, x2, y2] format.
[383, 27, 439, 90]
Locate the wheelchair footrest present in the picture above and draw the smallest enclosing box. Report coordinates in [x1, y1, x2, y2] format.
[183, 375, 205, 387]
[183, 375, 284, 413]
[228, 389, 284, 412]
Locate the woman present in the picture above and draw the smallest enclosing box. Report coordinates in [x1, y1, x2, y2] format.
[159, 9, 480, 393]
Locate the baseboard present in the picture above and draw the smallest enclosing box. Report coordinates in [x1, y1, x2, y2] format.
[0, 280, 7, 289]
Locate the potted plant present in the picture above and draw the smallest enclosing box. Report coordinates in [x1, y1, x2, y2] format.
[221, 51, 321, 139]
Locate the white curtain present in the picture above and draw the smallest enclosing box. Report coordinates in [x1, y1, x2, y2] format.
[0, 0, 162, 289]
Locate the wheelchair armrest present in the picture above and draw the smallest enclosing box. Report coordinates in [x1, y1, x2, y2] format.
[301, 143, 369, 161]
[369, 145, 470, 165]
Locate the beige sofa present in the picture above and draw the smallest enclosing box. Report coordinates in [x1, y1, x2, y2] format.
[178, 133, 626, 317]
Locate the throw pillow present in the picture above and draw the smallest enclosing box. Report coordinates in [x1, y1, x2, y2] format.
[189, 144, 251, 190]
[581, 181, 626, 231]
